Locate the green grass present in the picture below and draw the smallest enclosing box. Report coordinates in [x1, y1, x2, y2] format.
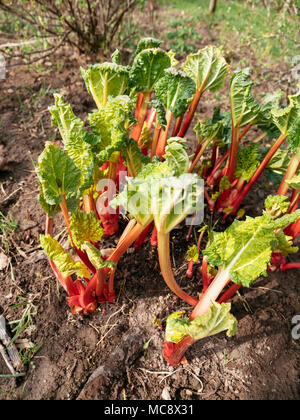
[158, 0, 298, 65]
[0, 211, 18, 249]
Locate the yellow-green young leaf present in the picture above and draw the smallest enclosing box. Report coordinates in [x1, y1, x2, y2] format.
[40, 234, 90, 279]
[183, 46, 230, 93]
[135, 37, 162, 55]
[274, 231, 298, 257]
[83, 243, 116, 270]
[81, 62, 130, 110]
[37, 143, 81, 206]
[186, 245, 199, 262]
[264, 195, 290, 217]
[286, 174, 300, 191]
[69, 209, 104, 250]
[165, 302, 237, 344]
[129, 48, 171, 93]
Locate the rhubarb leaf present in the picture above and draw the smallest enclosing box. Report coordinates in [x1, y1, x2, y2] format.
[271, 91, 300, 136]
[186, 245, 199, 262]
[203, 214, 276, 287]
[265, 195, 290, 217]
[89, 95, 135, 165]
[194, 118, 224, 144]
[286, 175, 300, 191]
[81, 62, 130, 109]
[274, 230, 298, 257]
[129, 48, 171, 93]
[120, 137, 150, 177]
[135, 37, 162, 55]
[230, 69, 260, 128]
[183, 46, 230, 92]
[165, 302, 237, 343]
[37, 143, 81, 205]
[40, 234, 90, 279]
[154, 68, 196, 118]
[69, 209, 104, 250]
[83, 243, 116, 270]
[287, 118, 300, 153]
[234, 143, 260, 182]
[273, 210, 300, 230]
[148, 98, 167, 128]
[49, 95, 97, 192]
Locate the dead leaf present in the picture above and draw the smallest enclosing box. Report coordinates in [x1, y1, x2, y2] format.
[0, 252, 9, 270]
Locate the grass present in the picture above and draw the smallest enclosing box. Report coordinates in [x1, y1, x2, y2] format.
[158, 0, 299, 65]
[0, 211, 18, 249]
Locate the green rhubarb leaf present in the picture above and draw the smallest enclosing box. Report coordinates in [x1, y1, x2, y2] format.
[165, 302, 237, 344]
[154, 67, 196, 118]
[271, 91, 300, 136]
[186, 245, 199, 262]
[257, 90, 283, 137]
[37, 143, 81, 206]
[135, 37, 162, 55]
[194, 118, 224, 145]
[234, 143, 260, 182]
[111, 138, 203, 230]
[286, 174, 300, 191]
[148, 98, 167, 128]
[81, 62, 130, 109]
[203, 214, 277, 287]
[230, 69, 260, 128]
[274, 230, 298, 257]
[273, 210, 300, 230]
[287, 118, 300, 153]
[265, 195, 290, 217]
[40, 234, 90, 279]
[69, 209, 104, 250]
[129, 48, 171, 93]
[183, 46, 230, 92]
[49, 95, 97, 192]
[83, 243, 116, 270]
[88, 95, 135, 165]
[120, 137, 150, 177]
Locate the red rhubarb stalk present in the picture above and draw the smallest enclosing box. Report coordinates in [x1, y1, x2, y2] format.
[177, 89, 203, 138]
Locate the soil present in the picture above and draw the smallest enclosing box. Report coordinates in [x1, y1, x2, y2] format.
[0, 5, 299, 401]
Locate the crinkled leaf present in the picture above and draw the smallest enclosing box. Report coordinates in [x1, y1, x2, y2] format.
[154, 67, 196, 118]
[234, 143, 260, 182]
[40, 234, 90, 279]
[274, 230, 298, 257]
[129, 48, 171, 93]
[194, 118, 224, 144]
[69, 209, 104, 250]
[135, 37, 162, 55]
[265, 195, 290, 217]
[183, 46, 230, 92]
[83, 243, 116, 270]
[186, 245, 199, 262]
[230, 69, 260, 128]
[163, 137, 190, 176]
[203, 214, 276, 287]
[49, 95, 97, 192]
[37, 143, 81, 206]
[120, 137, 150, 177]
[287, 118, 300, 153]
[286, 174, 300, 191]
[271, 91, 300, 136]
[165, 302, 237, 343]
[273, 209, 300, 230]
[81, 62, 130, 109]
[88, 95, 134, 164]
[148, 98, 167, 128]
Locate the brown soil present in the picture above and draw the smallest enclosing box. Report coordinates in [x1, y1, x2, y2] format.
[0, 7, 299, 401]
